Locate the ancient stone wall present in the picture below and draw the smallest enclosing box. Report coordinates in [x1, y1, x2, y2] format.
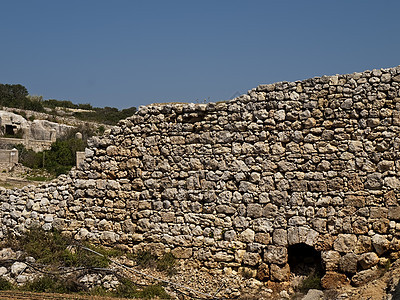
[1, 66, 400, 286]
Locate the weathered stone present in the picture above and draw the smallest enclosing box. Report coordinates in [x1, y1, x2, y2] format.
[264, 245, 287, 264]
[388, 206, 400, 220]
[321, 250, 340, 271]
[333, 234, 357, 253]
[270, 263, 290, 282]
[351, 268, 381, 286]
[372, 235, 390, 255]
[365, 173, 383, 190]
[358, 252, 379, 270]
[256, 263, 269, 281]
[273, 229, 288, 246]
[171, 247, 193, 259]
[321, 272, 350, 289]
[214, 252, 234, 262]
[301, 289, 324, 300]
[224, 230, 236, 242]
[240, 229, 255, 243]
[11, 262, 27, 275]
[339, 253, 358, 274]
[247, 204, 263, 218]
[243, 252, 261, 266]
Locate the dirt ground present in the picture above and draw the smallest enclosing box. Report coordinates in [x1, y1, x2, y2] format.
[0, 164, 53, 189]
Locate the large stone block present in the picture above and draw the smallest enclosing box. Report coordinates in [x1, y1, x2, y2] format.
[372, 234, 390, 255]
[321, 250, 340, 271]
[358, 252, 379, 270]
[264, 245, 288, 264]
[333, 234, 357, 253]
[321, 272, 350, 289]
[270, 263, 290, 282]
[339, 253, 358, 274]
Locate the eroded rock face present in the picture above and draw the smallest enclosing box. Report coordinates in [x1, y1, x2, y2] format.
[1, 66, 400, 286]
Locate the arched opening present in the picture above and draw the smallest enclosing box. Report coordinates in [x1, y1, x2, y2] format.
[288, 243, 323, 276]
[288, 243, 324, 291]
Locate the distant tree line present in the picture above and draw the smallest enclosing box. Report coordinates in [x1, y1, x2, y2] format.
[0, 83, 136, 125]
[0, 84, 43, 111]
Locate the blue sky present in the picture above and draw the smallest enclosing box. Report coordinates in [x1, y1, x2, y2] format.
[1, 1, 399, 109]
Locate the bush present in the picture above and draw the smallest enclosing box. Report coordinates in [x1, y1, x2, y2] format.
[299, 273, 322, 293]
[13, 227, 119, 268]
[0, 277, 14, 291]
[130, 251, 176, 275]
[16, 130, 86, 176]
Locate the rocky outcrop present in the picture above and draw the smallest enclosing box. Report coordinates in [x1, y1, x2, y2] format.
[1, 66, 400, 288]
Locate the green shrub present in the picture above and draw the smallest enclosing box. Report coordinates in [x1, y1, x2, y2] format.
[156, 252, 176, 275]
[13, 227, 120, 268]
[22, 275, 82, 294]
[130, 251, 176, 275]
[299, 273, 322, 293]
[0, 277, 14, 291]
[131, 251, 158, 269]
[22, 276, 66, 293]
[137, 284, 171, 299]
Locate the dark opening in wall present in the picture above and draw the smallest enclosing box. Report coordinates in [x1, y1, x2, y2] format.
[5, 125, 16, 136]
[288, 243, 323, 276]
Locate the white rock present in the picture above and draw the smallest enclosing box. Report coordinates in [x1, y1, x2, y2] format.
[11, 262, 27, 275]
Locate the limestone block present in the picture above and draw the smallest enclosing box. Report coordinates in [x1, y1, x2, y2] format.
[171, 247, 193, 259]
[238, 267, 257, 278]
[348, 140, 363, 152]
[302, 289, 324, 300]
[352, 217, 368, 234]
[339, 253, 358, 274]
[372, 234, 390, 255]
[224, 230, 236, 242]
[370, 207, 388, 219]
[365, 173, 383, 190]
[321, 272, 350, 289]
[358, 252, 379, 270]
[393, 110, 400, 125]
[321, 250, 340, 271]
[254, 232, 271, 245]
[214, 252, 234, 262]
[372, 219, 389, 234]
[388, 206, 400, 220]
[384, 177, 400, 189]
[264, 245, 288, 264]
[270, 263, 290, 282]
[256, 263, 270, 281]
[273, 229, 288, 246]
[216, 205, 236, 215]
[351, 268, 381, 286]
[246, 204, 263, 218]
[11, 262, 27, 275]
[333, 234, 357, 253]
[344, 195, 365, 207]
[240, 229, 255, 243]
[242, 252, 261, 266]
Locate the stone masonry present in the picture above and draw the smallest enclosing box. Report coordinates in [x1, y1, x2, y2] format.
[1, 66, 400, 287]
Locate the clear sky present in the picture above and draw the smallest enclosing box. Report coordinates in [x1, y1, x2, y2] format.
[1, 1, 399, 109]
